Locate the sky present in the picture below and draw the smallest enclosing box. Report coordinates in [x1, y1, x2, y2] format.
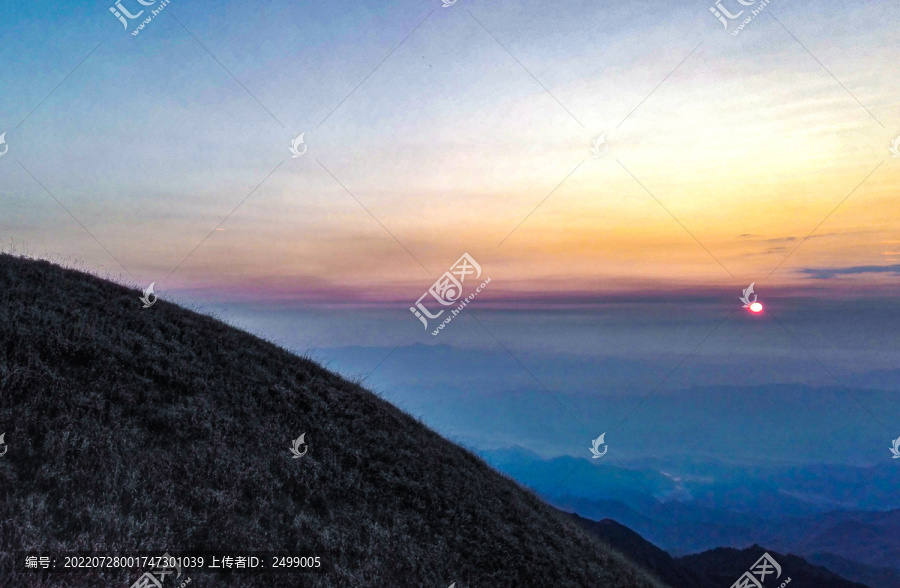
[1, 0, 898, 311]
[1, 0, 898, 516]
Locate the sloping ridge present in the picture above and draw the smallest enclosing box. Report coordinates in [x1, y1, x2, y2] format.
[566, 512, 874, 588]
[563, 514, 716, 588]
[679, 546, 870, 588]
[0, 254, 665, 588]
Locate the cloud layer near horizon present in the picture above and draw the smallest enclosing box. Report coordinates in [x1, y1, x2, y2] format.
[1, 0, 898, 305]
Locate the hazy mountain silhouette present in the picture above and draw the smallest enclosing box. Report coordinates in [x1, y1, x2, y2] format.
[806, 552, 900, 588]
[562, 513, 716, 588]
[0, 254, 665, 587]
[566, 514, 873, 588]
[679, 545, 870, 588]
[319, 343, 900, 486]
[480, 446, 900, 576]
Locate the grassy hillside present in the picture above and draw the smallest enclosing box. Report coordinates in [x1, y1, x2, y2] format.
[0, 254, 666, 587]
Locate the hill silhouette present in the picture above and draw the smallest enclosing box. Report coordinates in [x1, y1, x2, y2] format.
[0, 254, 665, 587]
[679, 545, 869, 588]
[563, 513, 715, 588]
[566, 512, 871, 588]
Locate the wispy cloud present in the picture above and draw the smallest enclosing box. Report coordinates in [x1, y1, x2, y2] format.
[739, 234, 798, 243]
[800, 264, 900, 279]
[738, 231, 857, 244]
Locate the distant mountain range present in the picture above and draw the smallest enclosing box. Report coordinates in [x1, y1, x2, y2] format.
[314, 343, 900, 484]
[807, 552, 900, 588]
[566, 513, 881, 588]
[479, 446, 900, 587]
[678, 545, 869, 588]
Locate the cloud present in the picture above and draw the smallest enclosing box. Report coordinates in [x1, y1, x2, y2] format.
[799, 264, 900, 279]
[739, 231, 860, 244]
[738, 234, 798, 243]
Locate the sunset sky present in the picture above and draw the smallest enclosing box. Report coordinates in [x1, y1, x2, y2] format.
[2, 0, 899, 520]
[1, 0, 898, 307]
